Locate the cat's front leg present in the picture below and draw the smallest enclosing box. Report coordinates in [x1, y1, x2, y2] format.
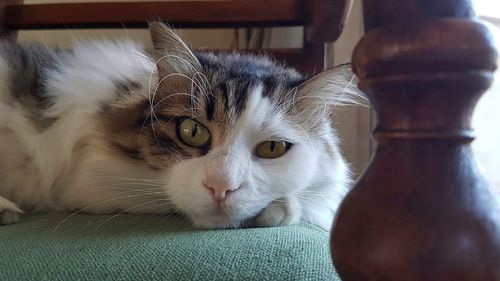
[254, 195, 301, 227]
[0, 196, 23, 225]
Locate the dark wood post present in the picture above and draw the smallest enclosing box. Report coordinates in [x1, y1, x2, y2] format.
[302, 0, 352, 73]
[331, 0, 500, 280]
[0, 0, 22, 39]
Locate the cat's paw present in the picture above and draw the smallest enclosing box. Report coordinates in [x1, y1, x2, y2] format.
[255, 196, 301, 227]
[0, 196, 23, 225]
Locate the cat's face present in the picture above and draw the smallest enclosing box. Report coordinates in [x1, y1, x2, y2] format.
[102, 23, 353, 228]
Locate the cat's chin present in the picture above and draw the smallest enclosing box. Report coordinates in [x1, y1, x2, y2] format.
[187, 206, 258, 229]
[190, 215, 244, 229]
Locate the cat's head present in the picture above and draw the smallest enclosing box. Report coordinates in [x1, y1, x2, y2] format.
[102, 23, 356, 228]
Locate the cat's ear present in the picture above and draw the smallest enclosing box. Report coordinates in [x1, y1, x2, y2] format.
[294, 64, 366, 117]
[149, 22, 201, 74]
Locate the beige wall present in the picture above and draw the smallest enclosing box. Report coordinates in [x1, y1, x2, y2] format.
[19, 1, 236, 49]
[330, 0, 371, 176]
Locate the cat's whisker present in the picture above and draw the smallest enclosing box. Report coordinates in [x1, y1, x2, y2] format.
[157, 207, 183, 224]
[94, 198, 172, 230]
[93, 187, 167, 195]
[154, 72, 205, 100]
[92, 182, 168, 190]
[93, 175, 167, 183]
[52, 193, 172, 232]
[286, 120, 314, 147]
[82, 187, 170, 200]
[92, 181, 165, 188]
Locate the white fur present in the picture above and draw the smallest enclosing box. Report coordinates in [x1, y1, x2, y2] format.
[167, 85, 349, 229]
[0, 41, 163, 217]
[0, 40, 349, 230]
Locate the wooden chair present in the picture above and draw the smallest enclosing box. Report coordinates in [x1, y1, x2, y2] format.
[332, 0, 500, 280]
[0, 0, 351, 74]
[1, 0, 499, 280]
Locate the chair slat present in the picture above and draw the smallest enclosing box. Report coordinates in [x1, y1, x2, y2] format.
[5, 0, 303, 29]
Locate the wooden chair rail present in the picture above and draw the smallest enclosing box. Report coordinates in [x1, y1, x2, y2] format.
[1, 0, 349, 74]
[4, 1, 303, 30]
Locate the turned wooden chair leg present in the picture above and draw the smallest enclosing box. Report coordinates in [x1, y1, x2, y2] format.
[0, 0, 22, 40]
[331, 0, 500, 280]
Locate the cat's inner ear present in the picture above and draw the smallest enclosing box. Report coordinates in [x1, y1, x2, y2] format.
[149, 22, 201, 74]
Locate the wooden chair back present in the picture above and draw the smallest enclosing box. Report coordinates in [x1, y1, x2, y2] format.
[0, 0, 351, 73]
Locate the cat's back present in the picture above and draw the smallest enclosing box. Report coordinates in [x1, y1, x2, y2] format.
[0, 42, 68, 210]
[0, 41, 65, 109]
[0, 39, 154, 211]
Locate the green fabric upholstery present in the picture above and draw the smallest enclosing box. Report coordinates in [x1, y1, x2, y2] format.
[0, 214, 340, 281]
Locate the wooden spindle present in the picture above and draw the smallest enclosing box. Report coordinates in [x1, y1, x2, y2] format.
[302, 0, 352, 73]
[0, 0, 22, 39]
[331, 0, 500, 280]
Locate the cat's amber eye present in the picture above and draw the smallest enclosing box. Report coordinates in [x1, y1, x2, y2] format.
[177, 118, 211, 147]
[255, 141, 292, 159]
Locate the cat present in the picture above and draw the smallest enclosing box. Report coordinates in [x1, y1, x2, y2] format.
[0, 23, 357, 230]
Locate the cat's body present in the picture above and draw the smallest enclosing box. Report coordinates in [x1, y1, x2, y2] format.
[0, 24, 352, 229]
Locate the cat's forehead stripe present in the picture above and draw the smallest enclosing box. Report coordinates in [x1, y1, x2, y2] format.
[195, 52, 305, 115]
[205, 90, 216, 120]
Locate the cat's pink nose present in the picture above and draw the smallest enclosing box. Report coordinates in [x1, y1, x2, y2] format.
[203, 174, 237, 203]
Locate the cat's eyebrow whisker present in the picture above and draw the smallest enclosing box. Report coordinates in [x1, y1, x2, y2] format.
[157, 54, 199, 73]
[154, 72, 205, 100]
[192, 71, 214, 104]
[149, 72, 204, 127]
[153, 92, 201, 108]
[193, 71, 211, 92]
[285, 119, 314, 147]
[147, 53, 200, 99]
[189, 72, 211, 119]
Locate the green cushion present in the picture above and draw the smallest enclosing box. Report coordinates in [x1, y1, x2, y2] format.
[0, 214, 340, 281]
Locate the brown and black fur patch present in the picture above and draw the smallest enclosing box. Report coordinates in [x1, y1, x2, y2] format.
[0, 41, 68, 129]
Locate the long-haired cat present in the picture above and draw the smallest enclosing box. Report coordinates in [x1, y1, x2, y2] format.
[0, 23, 357, 229]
